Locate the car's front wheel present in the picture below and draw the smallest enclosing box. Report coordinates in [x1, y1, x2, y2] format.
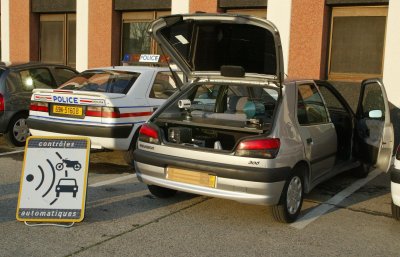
[392, 201, 400, 220]
[4, 113, 30, 147]
[272, 166, 304, 223]
[148, 185, 177, 198]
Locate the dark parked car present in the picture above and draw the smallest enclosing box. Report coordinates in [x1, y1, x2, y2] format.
[0, 62, 78, 146]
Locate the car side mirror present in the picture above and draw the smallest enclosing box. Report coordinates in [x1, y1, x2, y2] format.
[369, 110, 383, 119]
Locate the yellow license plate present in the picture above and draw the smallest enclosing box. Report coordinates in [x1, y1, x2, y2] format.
[166, 167, 216, 188]
[52, 105, 83, 116]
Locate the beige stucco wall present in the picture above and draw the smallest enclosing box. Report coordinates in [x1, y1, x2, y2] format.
[288, 0, 329, 80]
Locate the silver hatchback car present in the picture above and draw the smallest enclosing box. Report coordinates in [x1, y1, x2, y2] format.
[133, 14, 394, 223]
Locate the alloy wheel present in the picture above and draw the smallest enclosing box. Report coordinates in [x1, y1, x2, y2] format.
[13, 118, 30, 143]
[286, 176, 302, 215]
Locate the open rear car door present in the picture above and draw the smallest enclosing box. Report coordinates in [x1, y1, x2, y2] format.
[355, 79, 394, 172]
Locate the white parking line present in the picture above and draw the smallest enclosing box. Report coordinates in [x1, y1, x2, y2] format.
[89, 174, 138, 187]
[0, 149, 25, 156]
[291, 169, 383, 229]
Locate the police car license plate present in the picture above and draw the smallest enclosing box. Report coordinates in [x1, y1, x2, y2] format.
[166, 167, 216, 188]
[52, 105, 83, 117]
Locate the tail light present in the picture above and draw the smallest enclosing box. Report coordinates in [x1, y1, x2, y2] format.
[235, 138, 280, 159]
[30, 101, 49, 112]
[396, 145, 400, 161]
[86, 106, 120, 118]
[139, 124, 160, 144]
[0, 94, 4, 112]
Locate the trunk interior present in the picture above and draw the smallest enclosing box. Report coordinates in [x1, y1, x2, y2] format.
[155, 117, 272, 151]
[153, 82, 279, 151]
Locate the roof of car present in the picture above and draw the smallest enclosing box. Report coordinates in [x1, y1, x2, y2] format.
[0, 61, 76, 71]
[86, 65, 173, 73]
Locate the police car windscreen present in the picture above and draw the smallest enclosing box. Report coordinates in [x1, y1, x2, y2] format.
[59, 70, 140, 94]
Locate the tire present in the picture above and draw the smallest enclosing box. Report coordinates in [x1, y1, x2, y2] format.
[352, 162, 371, 178]
[4, 113, 30, 147]
[148, 185, 177, 198]
[73, 163, 81, 171]
[392, 201, 400, 220]
[272, 166, 304, 223]
[56, 163, 64, 171]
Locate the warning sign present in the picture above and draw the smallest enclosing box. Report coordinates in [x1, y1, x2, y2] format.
[16, 137, 90, 223]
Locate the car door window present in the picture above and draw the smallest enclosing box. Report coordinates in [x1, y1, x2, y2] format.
[318, 86, 347, 112]
[360, 82, 385, 120]
[297, 84, 329, 125]
[149, 71, 178, 99]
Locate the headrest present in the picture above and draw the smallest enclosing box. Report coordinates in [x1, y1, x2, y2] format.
[228, 96, 256, 118]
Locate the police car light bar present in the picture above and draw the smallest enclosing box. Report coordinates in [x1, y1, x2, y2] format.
[122, 54, 170, 66]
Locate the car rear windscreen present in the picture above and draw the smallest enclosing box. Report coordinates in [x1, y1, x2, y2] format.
[59, 70, 140, 94]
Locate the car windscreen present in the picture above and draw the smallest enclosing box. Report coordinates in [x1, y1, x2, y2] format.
[59, 70, 140, 94]
[58, 179, 76, 186]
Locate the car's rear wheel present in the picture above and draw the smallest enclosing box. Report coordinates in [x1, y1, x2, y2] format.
[392, 201, 400, 220]
[272, 166, 304, 223]
[148, 185, 177, 198]
[4, 113, 30, 147]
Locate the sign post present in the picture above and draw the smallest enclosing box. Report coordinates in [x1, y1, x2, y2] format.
[16, 137, 90, 224]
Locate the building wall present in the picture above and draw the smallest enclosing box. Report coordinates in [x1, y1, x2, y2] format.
[383, 0, 400, 108]
[88, 0, 120, 68]
[267, 0, 292, 75]
[9, 0, 38, 62]
[288, 0, 329, 80]
[76, 0, 88, 71]
[189, 0, 218, 13]
[1, 0, 10, 62]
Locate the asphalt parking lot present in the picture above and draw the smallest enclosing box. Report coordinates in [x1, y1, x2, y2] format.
[1, 136, 400, 257]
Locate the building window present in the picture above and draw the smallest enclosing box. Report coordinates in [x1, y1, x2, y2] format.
[121, 11, 169, 61]
[225, 9, 267, 19]
[328, 6, 387, 81]
[40, 14, 76, 68]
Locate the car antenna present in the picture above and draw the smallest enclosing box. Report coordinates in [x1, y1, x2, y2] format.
[159, 44, 182, 91]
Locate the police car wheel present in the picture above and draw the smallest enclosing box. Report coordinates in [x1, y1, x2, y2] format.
[148, 185, 177, 198]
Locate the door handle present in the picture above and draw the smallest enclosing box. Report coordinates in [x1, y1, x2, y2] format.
[306, 138, 313, 144]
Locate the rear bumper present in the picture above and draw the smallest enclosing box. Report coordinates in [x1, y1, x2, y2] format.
[28, 117, 136, 150]
[134, 149, 291, 183]
[27, 117, 133, 138]
[134, 149, 290, 205]
[391, 167, 400, 206]
[135, 162, 285, 205]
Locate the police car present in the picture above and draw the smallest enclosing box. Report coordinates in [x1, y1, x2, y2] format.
[392, 146, 400, 220]
[27, 55, 180, 161]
